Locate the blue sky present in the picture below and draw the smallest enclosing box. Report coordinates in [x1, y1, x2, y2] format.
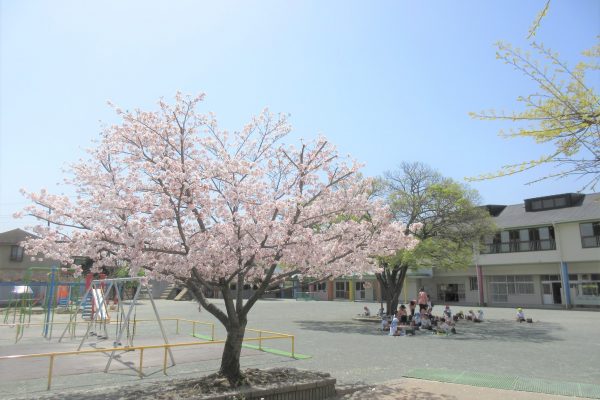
[1, 0, 598, 231]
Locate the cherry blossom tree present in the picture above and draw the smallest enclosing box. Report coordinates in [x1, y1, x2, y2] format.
[18, 93, 417, 385]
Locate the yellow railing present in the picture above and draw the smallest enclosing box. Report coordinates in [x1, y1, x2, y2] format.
[162, 317, 215, 340]
[0, 320, 296, 391]
[246, 328, 295, 356]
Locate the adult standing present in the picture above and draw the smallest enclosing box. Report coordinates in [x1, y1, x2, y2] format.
[418, 287, 428, 313]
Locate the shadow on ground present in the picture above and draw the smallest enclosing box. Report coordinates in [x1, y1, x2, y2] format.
[295, 320, 382, 335]
[334, 384, 456, 399]
[295, 319, 563, 343]
[449, 319, 563, 343]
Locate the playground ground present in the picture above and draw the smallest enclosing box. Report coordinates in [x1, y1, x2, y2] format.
[0, 299, 599, 399]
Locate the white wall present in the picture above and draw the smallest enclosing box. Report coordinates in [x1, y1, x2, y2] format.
[479, 249, 560, 266]
[556, 221, 600, 262]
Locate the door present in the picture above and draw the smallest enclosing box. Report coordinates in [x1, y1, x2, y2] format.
[542, 283, 554, 304]
[552, 282, 562, 304]
[445, 284, 459, 302]
[355, 282, 365, 300]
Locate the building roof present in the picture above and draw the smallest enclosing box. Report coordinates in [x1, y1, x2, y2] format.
[492, 192, 600, 229]
[0, 229, 37, 246]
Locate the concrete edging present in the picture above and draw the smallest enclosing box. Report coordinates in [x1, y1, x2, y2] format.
[202, 377, 337, 400]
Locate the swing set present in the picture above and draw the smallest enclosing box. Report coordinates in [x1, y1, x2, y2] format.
[59, 276, 175, 372]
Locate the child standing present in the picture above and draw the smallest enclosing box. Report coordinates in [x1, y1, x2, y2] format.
[418, 288, 428, 313]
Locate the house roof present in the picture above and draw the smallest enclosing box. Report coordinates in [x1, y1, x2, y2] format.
[492, 192, 600, 229]
[0, 229, 37, 246]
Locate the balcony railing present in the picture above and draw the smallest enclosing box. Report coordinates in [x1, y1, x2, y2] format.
[582, 235, 600, 248]
[482, 239, 556, 254]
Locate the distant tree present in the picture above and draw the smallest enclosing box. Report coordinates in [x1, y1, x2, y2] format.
[469, 3, 599, 190]
[376, 162, 495, 315]
[18, 93, 416, 386]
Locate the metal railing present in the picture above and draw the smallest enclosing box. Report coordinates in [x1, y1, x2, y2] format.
[0, 317, 216, 343]
[246, 328, 295, 354]
[294, 291, 318, 301]
[0, 318, 296, 390]
[482, 239, 556, 254]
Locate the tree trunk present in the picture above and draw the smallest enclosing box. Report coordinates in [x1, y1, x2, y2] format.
[185, 266, 280, 387]
[386, 287, 401, 315]
[220, 320, 247, 385]
[389, 297, 399, 316]
[376, 264, 409, 315]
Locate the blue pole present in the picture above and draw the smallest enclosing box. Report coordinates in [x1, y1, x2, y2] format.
[560, 262, 571, 307]
[44, 267, 56, 338]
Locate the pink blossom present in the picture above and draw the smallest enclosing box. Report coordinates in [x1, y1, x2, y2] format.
[17, 93, 418, 375]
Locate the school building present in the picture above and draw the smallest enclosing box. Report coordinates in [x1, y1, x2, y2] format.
[303, 192, 600, 308]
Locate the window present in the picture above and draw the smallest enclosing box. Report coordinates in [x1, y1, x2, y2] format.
[483, 226, 555, 253]
[538, 226, 555, 250]
[335, 281, 349, 299]
[571, 274, 600, 298]
[580, 222, 600, 248]
[315, 282, 327, 292]
[519, 229, 530, 251]
[554, 197, 567, 207]
[490, 279, 508, 302]
[525, 193, 584, 211]
[542, 198, 554, 208]
[10, 245, 24, 262]
[469, 277, 478, 291]
[581, 283, 600, 297]
[515, 275, 534, 294]
[489, 275, 534, 302]
[541, 274, 560, 282]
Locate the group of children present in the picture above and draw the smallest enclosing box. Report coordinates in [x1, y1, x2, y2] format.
[381, 303, 462, 336]
[364, 298, 532, 337]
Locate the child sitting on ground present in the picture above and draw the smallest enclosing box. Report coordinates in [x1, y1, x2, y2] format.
[409, 300, 416, 318]
[389, 315, 400, 336]
[443, 305, 452, 319]
[436, 317, 457, 334]
[420, 313, 433, 330]
[381, 315, 389, 331]
[436, 319, 451, 334]
[476, 310, 484, 322]
[397, 305, 408, 323]
[516, 307, 526, 322]
[363, 306, 371, 317]
[413, 311, 421, 326]
[468, 309, 483, 322]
